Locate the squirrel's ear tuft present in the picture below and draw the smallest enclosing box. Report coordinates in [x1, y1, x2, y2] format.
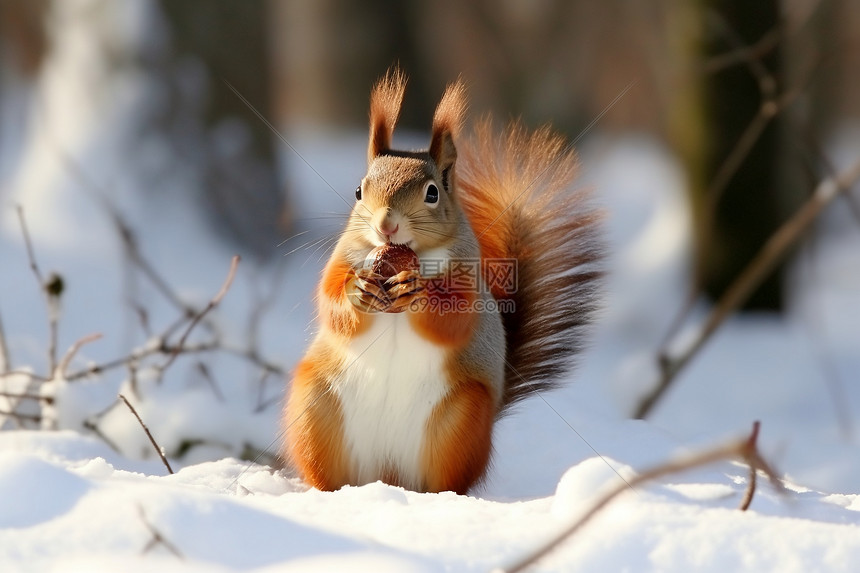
[429, 78, 467, 182]
[368, 67, 407, 164]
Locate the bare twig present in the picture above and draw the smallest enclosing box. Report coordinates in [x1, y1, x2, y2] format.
[246, 262, 289, 363]
[0, 310, 10, 374]
[82, 418, 122, 453]
[113, 215, 195, 319]
[48, 138, 199, 324]
[0, 411, 42, 423]
[706, 102, 778, 206]
[130, 302, 153, 338]
[16, 205, 45, 285]
[656, 19, 821, 359]
[702, 27, 781, 75]
[0, 370, 50, 383]
[56, 333, 102, 378]
[119, 394, 174, 475]
[0, 390, 48, 402]
[701, 45, 820, 242]
[161, 255, 240, 372]
[739, 463, 757, 512]
[126, 360, 141, 400]
[17, 205, 60, 373]
[636, 156, 860, 418]
[254, 370, 276, 413]
[138, 505, 184, 559]
[496, 422, 782, 573]
[195, 362, 225, 402]
[64, 339, 284, 382]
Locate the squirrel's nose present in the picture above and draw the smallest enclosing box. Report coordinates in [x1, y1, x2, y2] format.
[377, 221, 399, 238]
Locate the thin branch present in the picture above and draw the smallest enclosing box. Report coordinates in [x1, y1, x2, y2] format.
[82, 418, 122, 453]
[47, 137, 196, 322]
[0, 390, 47, 402]
[195, 362, 225, 402]
[160, 255, 240, 372]
[0, 411, 42, 423]
[64, 338, 284, 382]
[56, 333, 102, 378]
[658, 20, 821, 355]
[636, 156, 860, 418]
[246, 262, 289, 363]
[0, 310, 10, 374]
[496, 422, 782, 573]
[702, 27, 781, 75]
[138, 505, 184, 559]
[739, 462, 757, 512]
[700, 48, 819, 244]
[254, 370, 275, 413]
[126, 360, 141, 400]
[704, 9, 778, 98]
[16, 205, 45, 285]
[0, 370, 50, 383]
[114, 216, 194, 318]
[130, 301, 153, 338]
[119, 394, 174, 475]
[706, 102, 777, 207]
[17, 205, 60, 373]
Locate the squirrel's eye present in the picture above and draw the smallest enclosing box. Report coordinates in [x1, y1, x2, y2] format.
[355, 186, 362, 201]
[424, 182, 439, 205]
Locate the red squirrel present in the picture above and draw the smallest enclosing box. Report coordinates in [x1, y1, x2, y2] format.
[282, 68, 603, 494]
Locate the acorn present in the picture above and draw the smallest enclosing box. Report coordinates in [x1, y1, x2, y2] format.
[368, 243, 420, 280]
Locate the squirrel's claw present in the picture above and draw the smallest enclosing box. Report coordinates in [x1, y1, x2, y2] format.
[385, 270, 424, 313]
[346, 270, 391, 313]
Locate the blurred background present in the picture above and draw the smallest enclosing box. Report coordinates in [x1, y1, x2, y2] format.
[0, 0, 859, 488]
[3, 0, 858, 306]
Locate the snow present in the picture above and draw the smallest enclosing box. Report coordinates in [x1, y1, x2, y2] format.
[1, 2, 860, 571]
[0, 432, 858, 572]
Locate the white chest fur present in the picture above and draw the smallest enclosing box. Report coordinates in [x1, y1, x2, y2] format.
[334, 312, 449, 489]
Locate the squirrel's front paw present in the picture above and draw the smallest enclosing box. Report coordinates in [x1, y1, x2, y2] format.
[346, 269, 391, 313]
[385, 270, 424, 313]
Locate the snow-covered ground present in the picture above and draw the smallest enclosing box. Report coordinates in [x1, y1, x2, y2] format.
[1, 2, 859, 571]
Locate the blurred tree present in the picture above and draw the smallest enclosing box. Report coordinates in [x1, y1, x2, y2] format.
[0, 0, 48, 193]
[273, 0, 666, 137]
[150, 0, 287, 260]
[270, 0, 855, 315]
[682, 1, 804, 310]
[271, 0, 434, 130]
[0, 0, 49, 77]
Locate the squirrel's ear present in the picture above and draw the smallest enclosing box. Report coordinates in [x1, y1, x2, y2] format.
[429, 78, 467, 188]
[368, 67, 407, 164]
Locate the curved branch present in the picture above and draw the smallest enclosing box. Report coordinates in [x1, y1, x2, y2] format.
[496, 422, 783, 573]
[636, 156, 860, 418]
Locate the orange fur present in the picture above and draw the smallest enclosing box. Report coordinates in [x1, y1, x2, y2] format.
[420, 379, 494, 494]
[319, 257, 374, 338]
[429, 79, 467, 173]
[284, 357, 350, 491]
[368, 67, 407, 162]
[459, 119, 604, 406]
[408, 278, 477, 347]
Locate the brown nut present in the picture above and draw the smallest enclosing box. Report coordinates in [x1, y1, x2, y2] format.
[368, 243, 420, 280]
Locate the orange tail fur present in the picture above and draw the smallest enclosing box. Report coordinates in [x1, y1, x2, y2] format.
[458, 119, 604, 407]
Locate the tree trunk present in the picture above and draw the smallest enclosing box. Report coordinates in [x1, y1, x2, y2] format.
[154, 0, 287, 260]
[690, 0, 793, 310]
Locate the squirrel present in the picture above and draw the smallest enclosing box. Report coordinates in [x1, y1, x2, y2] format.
[281, 68, 603, 495]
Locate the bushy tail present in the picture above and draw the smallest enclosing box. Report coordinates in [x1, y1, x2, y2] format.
[458, 119, 604, 408]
